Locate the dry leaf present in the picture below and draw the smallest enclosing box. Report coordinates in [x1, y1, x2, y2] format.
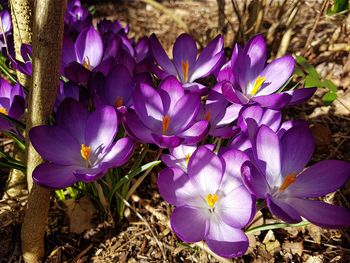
[263, 230, 281, 254]
[282, 241, 304, 256]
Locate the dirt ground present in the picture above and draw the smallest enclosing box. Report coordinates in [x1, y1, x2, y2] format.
[1, 0, 350, 262]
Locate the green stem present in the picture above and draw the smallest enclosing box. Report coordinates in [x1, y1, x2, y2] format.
[4, 132, 26, 151]
[245, 220, 310, 234]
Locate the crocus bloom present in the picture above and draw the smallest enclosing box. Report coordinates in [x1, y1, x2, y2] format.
[0, 78, 25, 132]
[158, 146, 255, 258]
[30, 99, 134, 189]
[161, 144, 214, 172]
[242, 125, 350, 228]
[200, 85, 241, 138]
[150, 33, 224, 92]
[55, 80, 88, 111]
[123, 76, 209, 148]
[221, 35, 316, 109]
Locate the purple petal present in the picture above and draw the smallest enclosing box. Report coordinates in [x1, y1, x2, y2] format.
[62, 36, 76, 68]
[158, 76, 185, 115]
[132, 83, 163, 131]
[158, 167, 201, 206]
[255, 125, 281, 187]
[75, 26, 103, 68]
[102, 137, 134, 166]
[242, 35, 266, 80]
[217, 185, 255, 228]
[171, 206, 209, 243]
[85, 106, 118, 151]
[287, 198, 350, 228]
[161, 154, 187, 171]
[210, 126, 240, 139]
[73, 166, 106, 182]
[150, 34, 177, 76]
[241, 160, 269, 198]
[252, 93, 292, 109]
[151, 134, 183, 148]
[217, 61, 234, 83]
[33, 163, 78, 189]
[229, 132, 252, 152]
[286, 88, 316, 106]
[266, 194, 302, 223]
[178, 120, 209, 144]
[286, 160, 350, 198]
[190, 52, 224, 81]
[188, 146, 223, 195]
[219, 149, 249, 194]
[257, 55, 295, 96]
[206, 216, 249, 258]
[222, 82, 249, 104]
[172, 34, 197, 82]
[277, 120, 308, 138]
[281, 125, 314, 177]
[122, 111, 153, 143]
[29, 126, 82, 165]
[195, 35, 224, 71]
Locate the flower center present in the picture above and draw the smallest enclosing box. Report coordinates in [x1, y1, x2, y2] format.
[115, 96, 123, 108]
[162, 114, 171, 135]
[80, 144, 91, 161]
[204, 110, 211, 121]
[206, 193, 219, 208]
[83, 56, 92, 70]
[250, 76, 266, 96]
[279, 173, 297, 192]
[0, 107, 8, 115]
[185, 153, 191, 165]
[181, 59, 189, 82]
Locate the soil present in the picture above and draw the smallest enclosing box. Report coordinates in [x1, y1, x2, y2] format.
[1, 0, 350, 262]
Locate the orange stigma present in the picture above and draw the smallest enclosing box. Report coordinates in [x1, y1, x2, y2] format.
[162, 115, 171, 134]
[115, 96, 123, 108]
[80, 144, 91, 161]
[204, 111, 211, 121]
[279, 173, 297, 191]
[206, 193, 219, 208]
[0, 107, 8, 115]
[181, 59, 189, 82]
[83, 56, 92, 70]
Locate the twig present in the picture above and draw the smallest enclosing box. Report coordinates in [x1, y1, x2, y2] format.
[140, 0, 189, 32]
[115, 192, 167, 260]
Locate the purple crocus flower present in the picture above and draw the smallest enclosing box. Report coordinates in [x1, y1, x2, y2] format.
[9, 44, 32, 76]
[200, 85, 241, 138]
[55, 80, 88, 111]
[220, 35, 316, 109]
[29, 99, 134, 189]
[64, 0, 92, 34]
[161, 144, 214, 172]
[123, 76, 209, 148]
[150, 33, 224, 92]
[242, 125, 350, 228]
[0, 78, 25, 132]
[0, 10, 12, 36]
[158, 146, 255, 258]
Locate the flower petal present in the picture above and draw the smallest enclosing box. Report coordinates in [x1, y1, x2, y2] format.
[287, 198, 350, 228]
[252, 93, 292, 109]
[151, 134, 183, 148]
[188, 146, 223, 196]
[206, 215, 249, 258]
[266, 194, 302, 223]
[33, 163, 78, 189]
[158, 76, 185, 115]
[286, 160, 350, 198]
[286, 88, 316, 106]
[178, 120, 209, 145]
[241, 160, 269, 198]
[101, 137, 134, 167]
[122, 111, 154, 143]
[171, 206, 209, 243]
[281, 125, 314, 177]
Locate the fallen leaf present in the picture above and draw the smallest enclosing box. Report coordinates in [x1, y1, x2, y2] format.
[263, 230, 281, 254]
[282, 241, 304, 256]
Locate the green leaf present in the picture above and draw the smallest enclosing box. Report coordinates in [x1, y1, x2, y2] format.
[295, 55, 319, 78]
[4, 132, 26, 151]
[323, 91, 337, 105]
[327, 0, 349, 14]
[245, 221, 310, 234]
[0, 113, 26, 130]
[322, 79, 337, 93]
[304, 75, 322, 88]
[108, 160, 161, 202]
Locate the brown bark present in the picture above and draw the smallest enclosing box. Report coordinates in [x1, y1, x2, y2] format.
[21, 1, 67, 262]
[9, 0, 34, 88]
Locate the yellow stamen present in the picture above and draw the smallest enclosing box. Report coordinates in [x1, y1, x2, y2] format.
[279, 173, 297, 192]
[0, 107, 8, 115]
[80, 144, 91, 161]
[115, 96, 123, 108]
[185, 153, 191, 165]
[83, 56, 91, 70]
[204, 111, 211, 122]
[181, 59, 189, 82]
[250, 76, 266, 96]
[162, 115, 171, 135]
[206, 193, 219, 208]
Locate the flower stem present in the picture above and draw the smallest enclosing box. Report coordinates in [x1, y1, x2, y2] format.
[245, 220, 310, 235]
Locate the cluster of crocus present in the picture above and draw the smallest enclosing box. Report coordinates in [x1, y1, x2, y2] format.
[0, 0, 349, 259]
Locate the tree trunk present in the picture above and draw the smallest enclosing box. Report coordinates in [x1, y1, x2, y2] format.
[9, 0, 34, 88]
[21, 1, 67, 262]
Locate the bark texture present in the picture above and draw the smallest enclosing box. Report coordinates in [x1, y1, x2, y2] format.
[9, 0, 34, 87]
[21, 1, 67, 262]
